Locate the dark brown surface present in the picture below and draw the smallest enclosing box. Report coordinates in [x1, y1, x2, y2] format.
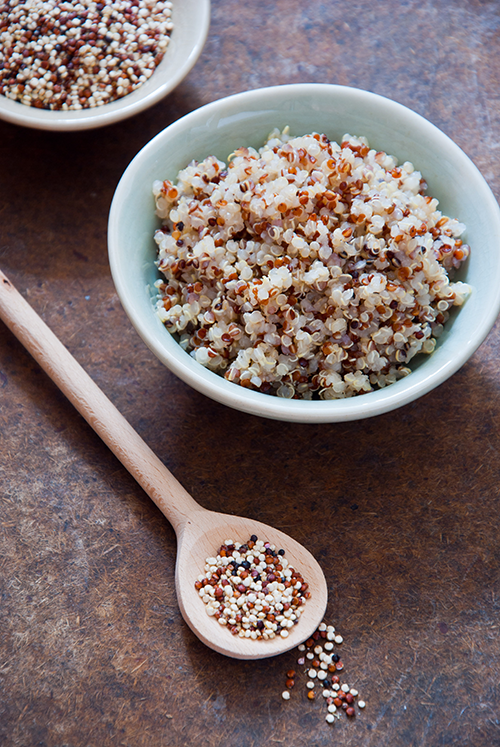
[2, 1, 500, 745]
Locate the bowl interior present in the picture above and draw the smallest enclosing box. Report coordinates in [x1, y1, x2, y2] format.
[108, 84, 500, 422]
[0, 0, 210, 131]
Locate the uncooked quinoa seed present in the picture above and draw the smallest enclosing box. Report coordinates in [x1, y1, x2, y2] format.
[282, 622, 366, 726]
[153, 129, 471, 400]
[195, 535, 310, 640]
[0, 0, 173, 110]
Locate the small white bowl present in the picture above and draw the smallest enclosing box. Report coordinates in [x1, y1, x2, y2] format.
[108, 83, 500, 423]
[0, 0, 210, 131]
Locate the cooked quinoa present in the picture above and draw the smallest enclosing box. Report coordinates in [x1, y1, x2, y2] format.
[152, 129, 471, 400]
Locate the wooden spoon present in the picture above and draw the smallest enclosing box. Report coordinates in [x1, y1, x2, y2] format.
[0, 269, 328, 659]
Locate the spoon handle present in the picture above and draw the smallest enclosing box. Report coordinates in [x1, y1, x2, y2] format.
[0, 269, 202, 534]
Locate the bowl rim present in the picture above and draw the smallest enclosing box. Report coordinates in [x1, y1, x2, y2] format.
[108, 83, 500, 422]
[0, 0, 211, 132]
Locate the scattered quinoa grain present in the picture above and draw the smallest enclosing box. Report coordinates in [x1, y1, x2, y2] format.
[282, 620, 367, 725]
[282, 691, 291, 701]
[358, 700, 366, 709]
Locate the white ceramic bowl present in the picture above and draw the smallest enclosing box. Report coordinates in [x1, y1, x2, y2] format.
[108, 83, 500, 423]
[0, 0, 210, 131]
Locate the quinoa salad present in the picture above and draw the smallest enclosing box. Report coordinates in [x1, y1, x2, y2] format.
[152, 129, 471, 400]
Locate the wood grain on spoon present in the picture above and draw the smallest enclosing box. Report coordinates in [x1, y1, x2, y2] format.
[0, 269, 328, 659]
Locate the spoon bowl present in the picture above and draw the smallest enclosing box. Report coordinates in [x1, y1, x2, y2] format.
[176, 510, 327, 658]
[0, 269, 327, 659]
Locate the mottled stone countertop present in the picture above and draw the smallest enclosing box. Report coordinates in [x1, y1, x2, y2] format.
[1, 1, 500, 745]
